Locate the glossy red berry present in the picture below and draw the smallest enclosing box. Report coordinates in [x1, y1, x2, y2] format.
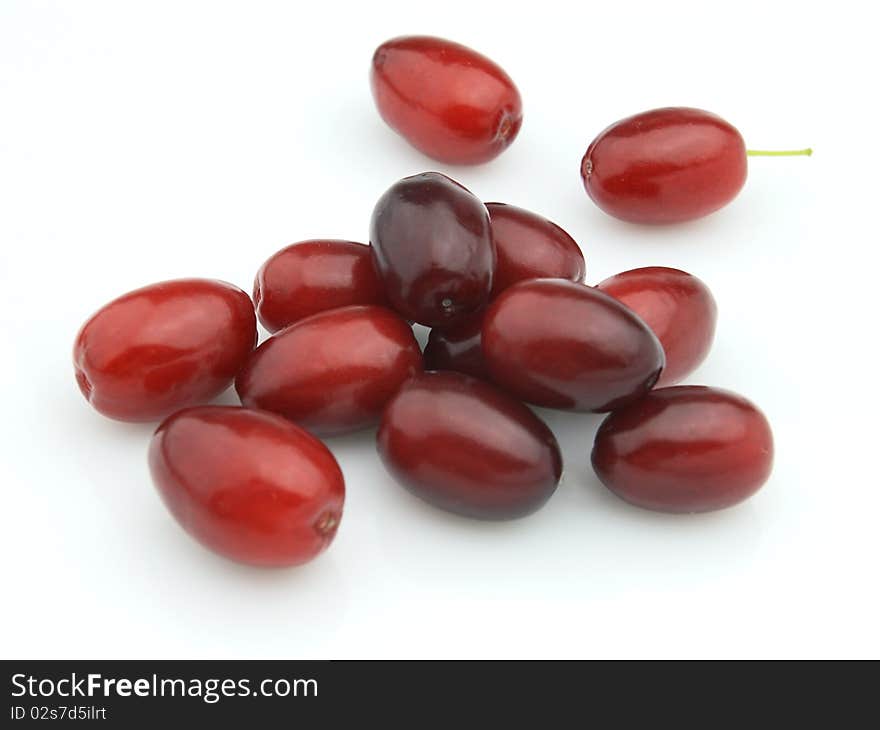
[254, 240, 387, 333]
[487, 203, 585, 296]
[482, 279, 664, 411]
[370, 172, 494, 327]
[149, 406, 344, 566]
[73, 279, 257, 422]
[370, 35, 522, 164]
[597, 267, 717, 386]
[424, 315, 487, 380]
[581, 107, 747, 224]
[592, 386, 773, 513]
[377, 371, 562, 520]
[236, 305, 422, 436]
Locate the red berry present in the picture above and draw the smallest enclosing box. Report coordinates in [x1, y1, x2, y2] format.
[482, 279, 664, 411]
[73, 279, 256, 422]
[592, 386, 773, 513]
[370, 172, 494, 327]
[581, 107, 747, 224]
[254, 240, 387, 333]
[424, 315, 487, 380]
[377, 371, 562, 520]
[487, 203, 585, 296]
[597, 267, 717, 386]
[370, 36, 522, 164]
[149, 407, 344, 566]
[235, 305, 422, 436]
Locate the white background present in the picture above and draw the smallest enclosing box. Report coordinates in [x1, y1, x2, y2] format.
[1, 0, 877, 659]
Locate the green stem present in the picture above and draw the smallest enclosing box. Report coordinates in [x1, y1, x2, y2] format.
[747, 148, 813, 157]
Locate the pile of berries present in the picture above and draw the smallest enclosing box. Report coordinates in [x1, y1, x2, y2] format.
[73, 35, 804, 567]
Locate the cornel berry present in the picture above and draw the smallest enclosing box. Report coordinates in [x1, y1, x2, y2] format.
[581, 107, 748, 224]
[487, 202, 586, 296]
[377, 371, 562, 520]
[73, 278, 257, 422]
[254, 240, 387, 333]
[482, 279, 664, 411]
[371, 35, 522, 164]
[235, 305, 422, 436]
[424, 315, 488, 380]
[598, 266, 717, 386]
[370, 172, 494, 327]
[580, 107, 811, 224]
[591, 386, 774, 513]
[149, 406, 345, 566]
